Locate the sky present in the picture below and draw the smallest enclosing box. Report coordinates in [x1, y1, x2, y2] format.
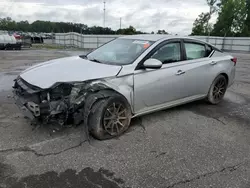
[0, 0, 216, 35]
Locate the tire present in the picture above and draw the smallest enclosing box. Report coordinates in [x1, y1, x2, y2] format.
[88, 95, 131, 140]
[207, 75, 228, 104]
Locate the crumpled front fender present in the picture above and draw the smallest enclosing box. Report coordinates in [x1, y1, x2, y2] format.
[90, 75, 134, 112]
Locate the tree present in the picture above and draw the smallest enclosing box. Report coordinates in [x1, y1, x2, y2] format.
[0, 17, 17, 31]
[207, 0, 218, 14]
[191, 0, 218, 36]
[242, 0, 250, 36]
[157, 30, 168, 34]
[247, 0, 250, 27]
[191, 12, 210, 35]
[117, 26, 137, 35]
[212, 0, 247, 36]
[192, 0, 248, 36]
[17, 21, 30, 32]
[206, 0, 218, 34]
[233, 0, 248, 34]
[0, 17, 146, 35]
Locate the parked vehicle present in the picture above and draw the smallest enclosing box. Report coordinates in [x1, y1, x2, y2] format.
[0, 34, 21, 50]
[21, 36, 32, 48]
[13, 35, 236, 140]
[31, 36, 44, 44]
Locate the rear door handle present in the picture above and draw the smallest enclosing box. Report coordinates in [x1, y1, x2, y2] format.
[210, 61, 217, 65]
[176, 70, 185, 75]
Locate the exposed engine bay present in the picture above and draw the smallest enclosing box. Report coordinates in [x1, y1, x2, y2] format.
[13, 77, 113, 127]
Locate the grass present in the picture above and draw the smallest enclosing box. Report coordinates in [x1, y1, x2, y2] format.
[31, 43, 83, 50]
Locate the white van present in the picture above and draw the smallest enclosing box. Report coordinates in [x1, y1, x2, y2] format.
[0, 34, 21, 50]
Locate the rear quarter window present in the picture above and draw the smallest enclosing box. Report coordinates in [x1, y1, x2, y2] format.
[206, 45, 213, 56]
[184, 43, 206, 60]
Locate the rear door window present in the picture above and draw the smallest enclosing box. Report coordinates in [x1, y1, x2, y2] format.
[184, 43, 206, 60]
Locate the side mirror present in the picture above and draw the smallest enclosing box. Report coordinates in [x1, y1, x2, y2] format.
[143, 58, 162, 69]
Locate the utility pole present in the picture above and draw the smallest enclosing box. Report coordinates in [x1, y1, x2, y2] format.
[120, 17, 122, 30]
[103, 1, 106, 28]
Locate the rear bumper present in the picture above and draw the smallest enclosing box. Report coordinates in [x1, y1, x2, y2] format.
[228, 66, 236, 87]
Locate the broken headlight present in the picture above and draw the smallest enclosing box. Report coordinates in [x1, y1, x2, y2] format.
[45, 82, 90, 106]
[69, 83, 89, 105]
[49, 83, 73, 100]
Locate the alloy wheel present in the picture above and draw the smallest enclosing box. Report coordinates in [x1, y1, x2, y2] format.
[103, 102, 129, 136]
[212, 77, 227, 102]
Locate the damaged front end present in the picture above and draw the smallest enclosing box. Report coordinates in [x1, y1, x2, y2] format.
[13, 77, 108, 126]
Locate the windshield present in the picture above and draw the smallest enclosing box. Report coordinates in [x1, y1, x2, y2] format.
[85, 38, 154, 65]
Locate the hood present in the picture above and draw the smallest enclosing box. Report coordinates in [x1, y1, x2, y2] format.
[20, 56, 122, 89]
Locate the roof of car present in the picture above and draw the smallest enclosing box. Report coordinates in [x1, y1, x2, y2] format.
[120, 34, 192, 42]
[119, 34, 222, 52]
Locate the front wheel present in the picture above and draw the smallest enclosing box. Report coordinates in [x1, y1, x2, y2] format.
[207, 75, 228, 104]
[88, 94, 131, 140]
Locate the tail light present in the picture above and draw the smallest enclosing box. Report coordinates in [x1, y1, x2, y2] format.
[231, 57, 237, 66]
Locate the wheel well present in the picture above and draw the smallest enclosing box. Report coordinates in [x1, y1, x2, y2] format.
[85, 82, 133, 113]
[220, 73, 229, 85]
[98, 89, 132, 111]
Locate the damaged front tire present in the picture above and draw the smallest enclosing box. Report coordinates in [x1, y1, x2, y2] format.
[88, 94, 131, 140]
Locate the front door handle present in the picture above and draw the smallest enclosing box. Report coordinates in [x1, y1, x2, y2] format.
[210, 61, 217, 65]
[176, 70, 185, 75]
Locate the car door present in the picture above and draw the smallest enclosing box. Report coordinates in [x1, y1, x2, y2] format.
[133, 40, 193, 114]
[181, 40, 216, 97]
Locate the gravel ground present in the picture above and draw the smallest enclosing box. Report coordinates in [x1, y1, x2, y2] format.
[0, 50, 250, 188]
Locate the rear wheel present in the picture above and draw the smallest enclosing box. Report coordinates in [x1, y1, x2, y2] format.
[207, 75, 228, 104]
[89, 94, 131, 140]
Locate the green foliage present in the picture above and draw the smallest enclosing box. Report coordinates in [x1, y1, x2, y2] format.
[0, 18, 149, 35]
[0, 17, 17, 31]
[191, 0, 249, 37]
[242, 0, 250, 36]
[156, 30, 168, 34]
[206, 0, 218, 14]
[191, 13, 211, 35]
[191, 0, 218, 36]
[212, 0, 247, 36]
[116, 26, 146, 35]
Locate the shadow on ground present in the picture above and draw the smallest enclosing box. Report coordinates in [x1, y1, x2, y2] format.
[1, 162, 126, 188]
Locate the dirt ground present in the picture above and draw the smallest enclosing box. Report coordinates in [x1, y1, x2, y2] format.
[0, 49, 250, 188]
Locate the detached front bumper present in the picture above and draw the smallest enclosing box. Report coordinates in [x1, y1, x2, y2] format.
[12, 77, 104, 126]
[13, 93, 35, 120]
[13, 90, 40, 120]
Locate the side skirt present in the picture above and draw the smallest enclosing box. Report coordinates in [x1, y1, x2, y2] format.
[132, 94, 207, 118]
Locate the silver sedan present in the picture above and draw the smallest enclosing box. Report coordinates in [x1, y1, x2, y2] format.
[13, 35, 236, 140]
